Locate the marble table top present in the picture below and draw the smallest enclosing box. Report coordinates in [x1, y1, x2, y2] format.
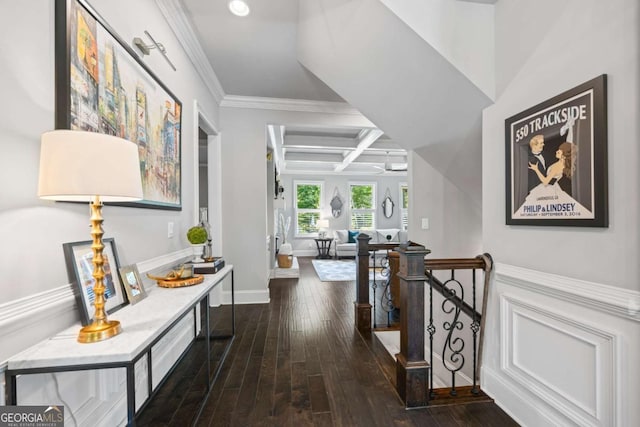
[7, 265, 233, 371]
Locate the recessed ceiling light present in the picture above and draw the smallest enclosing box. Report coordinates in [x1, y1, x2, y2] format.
[228, 0, 250, 17]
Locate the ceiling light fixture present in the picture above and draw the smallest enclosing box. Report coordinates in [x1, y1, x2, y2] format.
[228, 0, 250, 16]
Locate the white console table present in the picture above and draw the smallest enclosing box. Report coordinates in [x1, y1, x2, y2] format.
[5, 265, 234, 426]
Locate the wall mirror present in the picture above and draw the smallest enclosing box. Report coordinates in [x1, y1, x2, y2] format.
[330, 188, 343, 218]
[382, 188, 394, 218]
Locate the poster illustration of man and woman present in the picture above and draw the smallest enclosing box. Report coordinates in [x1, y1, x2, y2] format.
[505, 75, 608, 227]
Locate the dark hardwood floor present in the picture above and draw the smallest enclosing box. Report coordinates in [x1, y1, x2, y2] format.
[138, 257, 519, 427]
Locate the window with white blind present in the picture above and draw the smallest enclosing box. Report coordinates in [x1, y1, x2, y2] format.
[400, 183, 408, 231]
[294, 181, 323, 236]
[349, 182, 376, 230]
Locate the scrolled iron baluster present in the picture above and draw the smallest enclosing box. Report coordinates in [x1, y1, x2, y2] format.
[369, 250, 378, 328]
[471, 268, 479, 395]
[441, 277, 465, 396]
[428, 271, 435, 398]
[378, 252, 396, 327]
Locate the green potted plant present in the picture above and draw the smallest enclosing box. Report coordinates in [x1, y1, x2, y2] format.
[187, 226, 208, 262]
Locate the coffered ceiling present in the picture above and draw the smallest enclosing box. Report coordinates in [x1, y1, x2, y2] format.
[268, 124, 407, 176]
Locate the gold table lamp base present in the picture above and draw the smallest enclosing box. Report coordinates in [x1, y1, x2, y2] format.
[76, 196, 123, 344]
[78, 320, 122, 343]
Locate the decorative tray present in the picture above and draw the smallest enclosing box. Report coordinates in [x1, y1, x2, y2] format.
[156, 274, 204, 288]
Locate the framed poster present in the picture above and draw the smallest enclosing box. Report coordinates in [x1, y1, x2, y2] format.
[505, 75, 608, 227]
[55, 0, 182, 210]
[63, 238, 127, 326]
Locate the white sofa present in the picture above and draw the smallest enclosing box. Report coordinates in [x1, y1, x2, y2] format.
[333, 228, 408, 258]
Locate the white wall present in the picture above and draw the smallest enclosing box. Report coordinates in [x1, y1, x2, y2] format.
[277, 173, 407, 254]
[408, 152, 482, 258]
[297, 0, 492, 207]
[219, 104, 374, 299]
[483, 0, 639, 289]
[0, 0, 219, 359]
[379, 0, 495, 99]
[482, 1, 640, 425]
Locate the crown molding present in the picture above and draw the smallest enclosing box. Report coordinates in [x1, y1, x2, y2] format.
[155, 0, 225, 104]
[220, 95, 362, 115]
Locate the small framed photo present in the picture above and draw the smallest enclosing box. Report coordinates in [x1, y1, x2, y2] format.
[118, 264, 147, 305]
[63, 238, 127, 325]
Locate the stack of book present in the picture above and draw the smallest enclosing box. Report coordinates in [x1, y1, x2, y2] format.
[190, 257, 225, 274]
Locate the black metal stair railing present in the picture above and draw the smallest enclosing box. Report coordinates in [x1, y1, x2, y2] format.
[368, 247, 397, 328]
[391, 245, 492, 409]
[354, 233, 407, 333]
[424, 256, 492, 399]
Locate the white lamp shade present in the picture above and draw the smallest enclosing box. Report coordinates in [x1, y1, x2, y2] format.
[38, 130, 143, 202]
[317, 219, 329, 228]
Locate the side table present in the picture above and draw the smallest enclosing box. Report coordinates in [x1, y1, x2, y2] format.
[314, 238, 333, 259]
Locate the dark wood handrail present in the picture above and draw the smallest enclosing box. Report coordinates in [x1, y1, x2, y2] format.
[367, 240, 420, 251]
[423, 255, 490, 320]
[425, 257, 486, 270]
[424, 271, 479, 320]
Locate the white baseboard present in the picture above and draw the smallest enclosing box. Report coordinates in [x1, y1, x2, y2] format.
[482, 263, 640, 427]
[483, 365, 557, 427]
[293, 249, 316, 257]
[222, 289, 270, 305]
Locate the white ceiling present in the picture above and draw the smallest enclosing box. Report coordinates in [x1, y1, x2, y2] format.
[182, 0, 343, 102]
[182, 0, 405, 175]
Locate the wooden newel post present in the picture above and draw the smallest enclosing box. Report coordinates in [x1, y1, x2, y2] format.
[396, 244, 431, 408]
[355, 233, 372, 333]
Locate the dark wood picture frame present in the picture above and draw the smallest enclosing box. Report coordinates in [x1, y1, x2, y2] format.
[63, 238, 127, 326]
[505, 75, 608, 227]
[55, 0, 182, 210]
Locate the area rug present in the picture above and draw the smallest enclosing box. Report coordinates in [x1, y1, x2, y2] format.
[311, 259, 386, 282]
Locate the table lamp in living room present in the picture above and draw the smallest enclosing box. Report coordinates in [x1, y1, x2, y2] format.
[317, 219, 329, 238]
[38, 130, 143, 343]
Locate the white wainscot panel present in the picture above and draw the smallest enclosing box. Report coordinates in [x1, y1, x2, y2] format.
[501, 295, 616, 426]
[467, 264, 639, 427]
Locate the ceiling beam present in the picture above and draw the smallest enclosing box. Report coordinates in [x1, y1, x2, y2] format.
[284, 152, 345, 162]
[334, 128, 384, 172]
[284, 135, 358, 149]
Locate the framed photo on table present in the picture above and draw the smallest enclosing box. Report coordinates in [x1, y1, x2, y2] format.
[63, 238, 127, 325]
[55, 0, 182, 210]
[118, 264, 147, 305]
[505, 75, 608, 227]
